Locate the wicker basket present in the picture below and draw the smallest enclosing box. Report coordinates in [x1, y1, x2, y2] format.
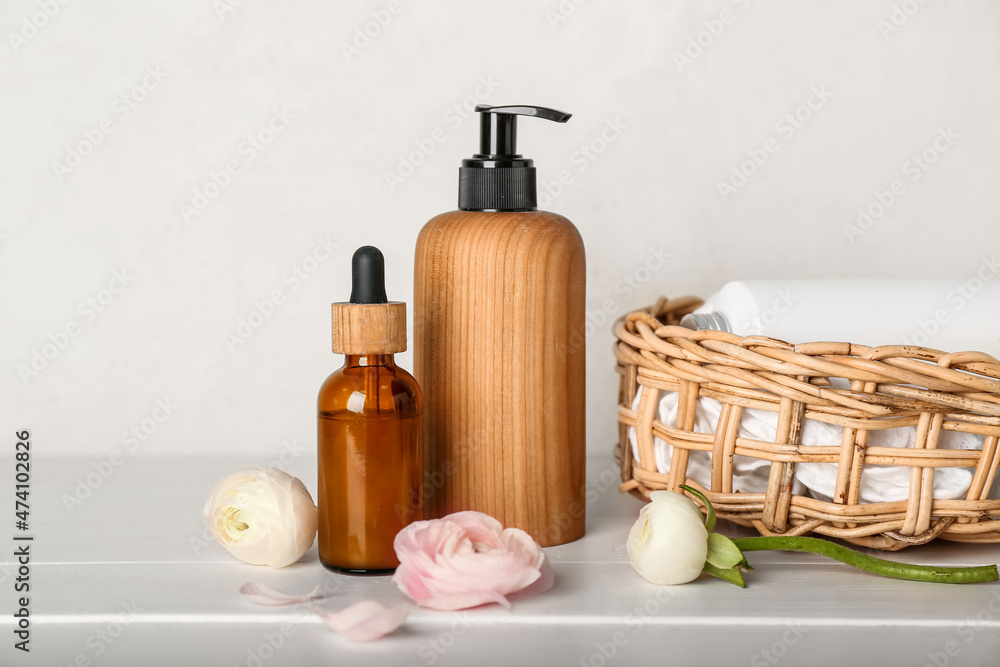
[614, 296, 1000, 551]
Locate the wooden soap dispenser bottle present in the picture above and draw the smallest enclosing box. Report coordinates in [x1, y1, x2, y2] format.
[318, 246, 423, 573]
[414, 105, 586, 547]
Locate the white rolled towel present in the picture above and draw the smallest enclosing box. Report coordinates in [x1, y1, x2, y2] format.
[628, 390, 984, 502]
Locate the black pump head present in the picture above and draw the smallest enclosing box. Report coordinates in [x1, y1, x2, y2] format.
[459, 104, 571, 212]
[349, 245, 388, 304]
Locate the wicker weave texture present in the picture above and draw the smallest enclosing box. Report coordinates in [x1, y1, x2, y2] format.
[614, 297, 1000, 551]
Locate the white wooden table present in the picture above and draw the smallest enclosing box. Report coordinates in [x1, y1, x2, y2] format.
[7, 455, 1000, 667]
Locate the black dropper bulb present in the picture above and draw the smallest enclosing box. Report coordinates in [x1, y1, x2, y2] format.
[459, 104, 571, 212]
[349, 246, 388, 304]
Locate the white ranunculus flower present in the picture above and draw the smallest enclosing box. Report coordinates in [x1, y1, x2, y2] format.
[203, 466, 318, 568]
[627, 490, 709, 585]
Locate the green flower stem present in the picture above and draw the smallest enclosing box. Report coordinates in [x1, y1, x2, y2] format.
[731, 536, 999, 585]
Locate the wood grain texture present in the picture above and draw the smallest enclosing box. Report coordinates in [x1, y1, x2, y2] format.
[330, 302, 407, 354]
[414, 209, 586, 547]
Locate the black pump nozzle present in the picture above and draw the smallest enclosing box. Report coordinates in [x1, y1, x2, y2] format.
[459, 104, 572, 212]
[349, 246, 388, 304]
[475, 105, 572, 157]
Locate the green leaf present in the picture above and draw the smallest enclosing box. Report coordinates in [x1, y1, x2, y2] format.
[680, 484, 715, 531]
[706, 533, 745, 570]
[703, 562, 747, 588]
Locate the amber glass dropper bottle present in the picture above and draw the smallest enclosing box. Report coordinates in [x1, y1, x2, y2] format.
[318, 246, 423, 574]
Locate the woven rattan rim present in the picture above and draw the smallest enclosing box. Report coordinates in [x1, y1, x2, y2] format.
[614, 297, 1000, 551]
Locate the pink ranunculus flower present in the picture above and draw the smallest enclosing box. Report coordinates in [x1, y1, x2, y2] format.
[392, 511, 554, 611]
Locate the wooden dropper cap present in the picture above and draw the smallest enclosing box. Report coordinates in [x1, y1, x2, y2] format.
[331, 246, 406, 355]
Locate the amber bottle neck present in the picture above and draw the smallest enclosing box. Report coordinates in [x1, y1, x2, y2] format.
[343, 354, 395, 368]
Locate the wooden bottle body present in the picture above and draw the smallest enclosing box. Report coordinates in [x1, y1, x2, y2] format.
[413, 209, 586, 547]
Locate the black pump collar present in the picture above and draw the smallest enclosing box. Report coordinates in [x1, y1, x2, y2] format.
[458, 104, 571, 212]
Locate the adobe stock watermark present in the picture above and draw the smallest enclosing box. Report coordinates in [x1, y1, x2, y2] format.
[673, 0, 754, 74]
[750, 622, 809, 666]
[384, 75, 501, 192]
[877, 0, 930, 40]
[900, 254, 999, 348]
[536, 116, 628, 209]
[716, 84, 832, 202]
[920, 587, 1000, 667]
[405, 613, 471, 667]
[578, 586, 678, 666]
[51, 65, 168, 182]
[543, 463, 622, 546]
[61, 397, 179, 513]
[212, 0, 254, 21]
[179, 107, 295, 223]
[55, 600, 143, 667]
[735, 287, 797, 337]
[7, 0, 74, 53]
[393, 412, 504, 523]
[557, 244, 668, 361]
[233, 616, 311, 667]
[545, 0, 591, 30]
[0, 560, 16, 587]
[228, 582, 339, 666]
[843, 126, 958, 244]
[223, 236, 338, 352]
[17, 268, 133, 385]
[266, 439, 308, 471]
[340, 0, 408, 63]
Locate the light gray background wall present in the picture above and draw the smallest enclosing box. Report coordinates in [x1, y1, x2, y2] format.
[3, 0, 999, 459]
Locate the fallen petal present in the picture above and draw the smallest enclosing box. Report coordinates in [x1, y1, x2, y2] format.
[518, 558, 554, 596]
[240, 582, 325, 606]
[314, 600, 411, 642]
